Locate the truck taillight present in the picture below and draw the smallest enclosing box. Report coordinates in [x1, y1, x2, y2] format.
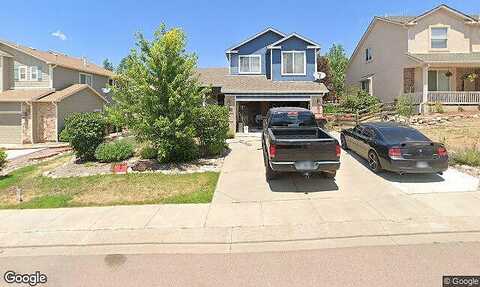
[437, 146, 448, 157]
[335, 144, 341, 157]
[269, 144, 277, 159]
[388, 147, 402, 158]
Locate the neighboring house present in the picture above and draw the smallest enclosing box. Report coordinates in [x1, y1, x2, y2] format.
[0, 40, 114, 144]
[346, 4, 480, 110]
[197, 28, 328, 133]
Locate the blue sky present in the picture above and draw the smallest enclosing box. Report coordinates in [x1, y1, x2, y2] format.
[1, 0, 479, 68]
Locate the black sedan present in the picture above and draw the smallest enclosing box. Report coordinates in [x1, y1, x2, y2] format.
[340, 122, 448, 174]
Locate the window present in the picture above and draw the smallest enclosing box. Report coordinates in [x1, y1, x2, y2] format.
[238, 55, 261, 74]
[30, 66, 38, 81]
[365, 48, 372, 62]
[18, 66, 27, 81]
[361, 79, 370, 93]
[431, 27, 448, 49]
[79, 73, 93, 86]
[428, 70, 450, 91]
[281, 51, 306, 75]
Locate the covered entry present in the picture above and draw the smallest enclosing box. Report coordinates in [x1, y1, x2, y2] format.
[0, 102, 22, 144]
[235, 94, 312, 132]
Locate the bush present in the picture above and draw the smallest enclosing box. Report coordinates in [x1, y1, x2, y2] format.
[451, 148, 480, 167]
[0, 149, 7, 171]
[226, 130, 235, 139]
[58, 128, 70, 142]
[139, 144, 158, 159]
[433, 102, 445, 113]
[396, 95, 415, 117]
[95, 140, 134, 162]
[323, 103, 342, 114]
[63, 112, 107, 161]
[338, 87, 381, 113]
[193, 105, 230, 156]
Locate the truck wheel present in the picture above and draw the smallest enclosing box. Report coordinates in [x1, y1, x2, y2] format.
[265, 164, 277, 180]
[324, 170, 337, 178]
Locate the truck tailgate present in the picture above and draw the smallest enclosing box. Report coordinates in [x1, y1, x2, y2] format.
[274, 140, 338, 162]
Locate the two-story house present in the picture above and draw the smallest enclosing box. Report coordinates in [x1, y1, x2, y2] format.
[198, 28, 328, 132]
[346, 4, 480, 111]
[0, 40, 114, 144]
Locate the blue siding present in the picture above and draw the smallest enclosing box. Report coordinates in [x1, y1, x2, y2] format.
[228, 31, 283, 75]
[271, 36, 317, 81]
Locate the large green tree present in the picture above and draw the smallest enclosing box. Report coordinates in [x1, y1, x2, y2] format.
[102, 58, 114, 71]
[326, 44, 349, 98]
[110, 24, 208, 162]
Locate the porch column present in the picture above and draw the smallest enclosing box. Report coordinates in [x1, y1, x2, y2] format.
[422, 64, 429, 114]
[224, 95, 236, 134]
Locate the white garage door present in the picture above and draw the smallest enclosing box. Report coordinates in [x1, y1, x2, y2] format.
[0, 103, 22, 144]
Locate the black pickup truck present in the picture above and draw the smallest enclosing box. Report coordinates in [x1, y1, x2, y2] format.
[262, 107, 341, 180]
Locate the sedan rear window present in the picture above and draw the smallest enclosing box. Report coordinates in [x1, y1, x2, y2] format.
[270, 111, 317, 127]
[379, 127, 430, 143]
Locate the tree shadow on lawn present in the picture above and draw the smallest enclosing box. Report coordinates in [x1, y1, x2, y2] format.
[268, 173, 339, 193]
[345, 150, 445, 183]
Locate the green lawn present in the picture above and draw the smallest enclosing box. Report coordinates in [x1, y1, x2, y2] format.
[0, 155, 219, 209]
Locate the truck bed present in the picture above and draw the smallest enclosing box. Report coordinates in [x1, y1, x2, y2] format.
[270, 127, 334, 141]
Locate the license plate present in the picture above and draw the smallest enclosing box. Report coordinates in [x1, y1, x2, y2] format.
[295, 161, 315, 171]
[416, 161, 429, 168]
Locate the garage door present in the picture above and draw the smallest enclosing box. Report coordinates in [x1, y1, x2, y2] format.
[0, 103, 22, 144]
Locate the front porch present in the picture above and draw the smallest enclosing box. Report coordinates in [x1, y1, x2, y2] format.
[403, 65, 480, 110]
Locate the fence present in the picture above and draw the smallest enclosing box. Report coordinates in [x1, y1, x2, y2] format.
[403, 91, 480, 105]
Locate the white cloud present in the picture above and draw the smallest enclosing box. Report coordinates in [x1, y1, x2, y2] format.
[51, 30, 67, 41]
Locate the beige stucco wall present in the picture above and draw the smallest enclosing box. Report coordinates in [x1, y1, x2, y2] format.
[53, 66, 111, 102]
[408, 9, 480, 53]
[57, 89, 105, 133]
[346, 20, 419, 103]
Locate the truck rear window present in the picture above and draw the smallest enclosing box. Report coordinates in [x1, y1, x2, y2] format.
[270, 111, 317, 127]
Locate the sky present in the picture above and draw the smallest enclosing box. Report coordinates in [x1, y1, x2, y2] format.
[1, 0, 479, 68]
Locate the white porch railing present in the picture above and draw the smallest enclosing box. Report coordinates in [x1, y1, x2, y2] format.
[403, 91, 480, 104]
[428, 91, 480, 104]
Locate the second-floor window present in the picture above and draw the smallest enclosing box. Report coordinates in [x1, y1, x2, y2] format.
[282, 51, 306, 75]
[79, 73, 93, 86]
[19, 66, 27, 81]
[238, 55, 261, 74]
[431, 27, 448, 49]
[365, 48, 372, 62]
[30, 66, 38, 80]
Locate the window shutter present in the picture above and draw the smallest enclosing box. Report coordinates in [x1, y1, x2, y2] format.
[14, 66, 19, 81]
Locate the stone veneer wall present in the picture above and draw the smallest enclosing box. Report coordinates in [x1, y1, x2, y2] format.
[35, 102, 57, 142]
[21, 103, 33, 144]
[310, 95, 324, 116]
[403, 68, 415, 93]
[224, 95, 236, 133]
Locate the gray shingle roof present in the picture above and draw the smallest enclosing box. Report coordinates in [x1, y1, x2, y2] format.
[197, 68, 328, 94]
[408, 53, 480, 63]
[382, 14, 480, 24]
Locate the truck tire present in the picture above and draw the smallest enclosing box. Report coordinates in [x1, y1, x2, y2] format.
[265, 164, 278, 180]
[324, 170, 337, 178]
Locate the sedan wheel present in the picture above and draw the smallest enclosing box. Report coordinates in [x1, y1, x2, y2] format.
[340, 135, 348, 150]
[368, 151, 381, 173]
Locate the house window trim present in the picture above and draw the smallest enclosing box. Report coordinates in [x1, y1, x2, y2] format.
[365, 48, 373, 63]
[238, 55, 262, 74]
[281, 50, 307, 76]
[30, 66, 38, 81]
[429, 26, 449, 51]
[428, 69, 451, 91]
[18, 66, 28, 81]
[79, 72, 93, 86]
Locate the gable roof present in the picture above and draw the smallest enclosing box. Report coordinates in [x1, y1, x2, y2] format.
[225, 27, 286, 53]
[0, 50, 13, 57]
[38, 84, 108, 103]
[0, 39, 114, 77]
[267, 33, 321, 49]
[197, 67, 328, 94]
[406, 4, 478, 24]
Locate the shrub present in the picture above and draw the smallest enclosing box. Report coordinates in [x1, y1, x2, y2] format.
[63, 112, 107, 161]
[95, 139, 134, 162]
[451, 148, 480, 167]
[323, 103, 342, 114]
[139, 144, 158, 159]
[0, 149, 7, 171]
[58, 128, 70, 142]
[226, 130, 235, 139]
[396, 95, 415, 117]
[338, 87, 381, 113]
[434, 102, 444, 113]
[193, 105, 230, 156]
